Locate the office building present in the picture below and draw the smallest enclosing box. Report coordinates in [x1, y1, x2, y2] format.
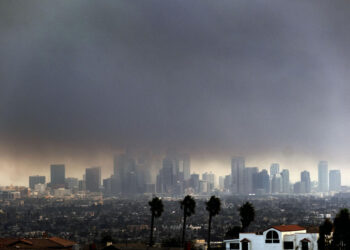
[231, 157, 245, 194]
[65, 177, 79, 190]
[224, 175, 231, 191]
[281, 169, 290, 193]
[244, 167, 258, 194]
[183, 154, 191, 181]
[85, 167, 101, 192]
[329, 170, 341, 192]
[301, 171, 311, 193]
[318, 161, 328, 192]
[50, 164, 65, 187]
[202, 172, 215, 191]
[190, 173, 200, 193]
[254, 169, 270, 194]
[271, 174, 282, 193]
[270, 163, 280, 176]
[29, 175, 45, 190]
[219, 176, 224, 190]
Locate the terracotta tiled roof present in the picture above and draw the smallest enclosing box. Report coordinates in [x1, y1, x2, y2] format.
[49, 237, 76, 247]
[270, 225, 306, 232]
[0, 237, 76, 249]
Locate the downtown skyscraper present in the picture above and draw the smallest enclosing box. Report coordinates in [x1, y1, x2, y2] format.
[318, 161, 329, 192]
[50, 164, 65, 187]
[231, 157, 245, 194]
[329, 170, 341, 192]
[85, 167, 101, 192]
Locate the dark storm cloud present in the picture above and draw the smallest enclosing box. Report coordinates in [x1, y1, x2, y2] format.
[1, 0, 350, 162]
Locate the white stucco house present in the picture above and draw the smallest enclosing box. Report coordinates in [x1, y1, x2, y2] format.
[224, 225, 318, 250]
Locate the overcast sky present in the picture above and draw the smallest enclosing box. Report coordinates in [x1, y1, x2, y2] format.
[1, 0, 350, 185]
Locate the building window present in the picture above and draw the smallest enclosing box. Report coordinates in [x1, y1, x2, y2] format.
[284, 241, 294, 249]
[230, 243, 239, 249]
[265, 230, 280, 243]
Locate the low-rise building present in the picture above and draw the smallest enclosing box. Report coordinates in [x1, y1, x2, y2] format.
[224, 225, 318, 250]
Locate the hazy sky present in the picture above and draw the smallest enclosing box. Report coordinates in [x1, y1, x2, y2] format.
[1, 0, 350, 185]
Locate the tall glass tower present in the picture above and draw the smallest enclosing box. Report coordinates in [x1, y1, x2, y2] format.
[318, 161, 328, 192]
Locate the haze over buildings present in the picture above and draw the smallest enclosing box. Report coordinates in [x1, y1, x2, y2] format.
[2, 1, 350, 185]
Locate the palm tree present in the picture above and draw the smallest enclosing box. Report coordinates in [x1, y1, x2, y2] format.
[148, 197, 164, 247]
[180, 195, 196, 247]
[239, 202, 255, 232]
[206, 196, 221, 250]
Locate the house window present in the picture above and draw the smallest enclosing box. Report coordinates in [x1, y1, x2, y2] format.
[265, 230, 280, 243]
[284, 241, 294, 249]
[230, 243, 239, 249]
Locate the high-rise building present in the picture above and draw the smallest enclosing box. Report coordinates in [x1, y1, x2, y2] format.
[202, 172, 215, 191]
[219, 176, 224, 190]
[190, 173, 200, 193]
[114, 153, 140, 194]
[254, 169, 270, 194]
[301, 170, 311, 193]
[199, 180, 208, 194]
[156, 157, 177, 194]
[231, 157, 245, 194]
[103, 177, 112, 195]
[271, 174, 282, 193]
[224, 175, 231, 191]
[270, 163, 280, 177]
[29, 175, 45, 190]
[183, 154, 191, 181]
[65, 177, 79, 190]
[50, 164, 65, 187]
[329, 170, 341, 192]
[318, 161, 329, 192]
[280, 169, 290, 193]
[85, 167, 101, 192]
[293, 182, 302, 194]
[244, 167, 259, 194]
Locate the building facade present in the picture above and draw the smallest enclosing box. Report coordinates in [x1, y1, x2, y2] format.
[224, 225, 318, 250]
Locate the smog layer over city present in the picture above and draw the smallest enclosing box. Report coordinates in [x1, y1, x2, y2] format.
[1, 1, 350, 249]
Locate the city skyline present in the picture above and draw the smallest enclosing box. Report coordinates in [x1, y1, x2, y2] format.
[19, 155, 342, 193]
[0, 152, 348, 187]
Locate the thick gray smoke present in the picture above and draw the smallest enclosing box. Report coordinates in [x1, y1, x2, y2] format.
[1, 0, 350, 184]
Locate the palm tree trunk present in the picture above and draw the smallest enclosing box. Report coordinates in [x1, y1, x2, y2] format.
[182, 211, 187, 247]
[149, 213, 154, 247]
[207, 214, 212, 250]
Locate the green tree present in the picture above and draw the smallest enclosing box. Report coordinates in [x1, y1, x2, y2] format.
[318, 218, 333, 250]
[205, 196, 221, 249]
[180, 195, 196, 247]
[239, 202, 255, 232]
[332, 208, 350, 249]
[225, 226, 242, 239]
[148, 197, 164, 246]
